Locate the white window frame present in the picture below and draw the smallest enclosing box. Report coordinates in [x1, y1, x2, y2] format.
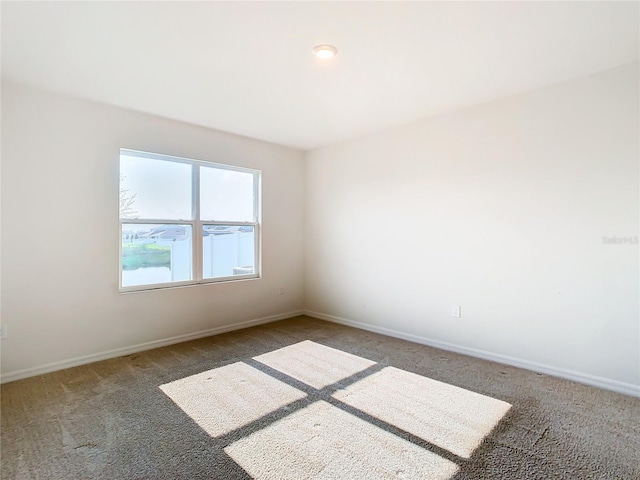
[119, 149, 261, 293]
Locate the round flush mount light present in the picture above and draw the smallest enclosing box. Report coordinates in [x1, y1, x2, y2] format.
[312, 44, 338, 59]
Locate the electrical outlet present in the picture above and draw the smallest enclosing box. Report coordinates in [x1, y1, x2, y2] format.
[452, 306, 461, 318]
[277, 287, 285, 295]
[0, 325, 7, 339]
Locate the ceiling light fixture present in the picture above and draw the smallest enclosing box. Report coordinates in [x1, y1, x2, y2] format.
[312, 44, 338, 59]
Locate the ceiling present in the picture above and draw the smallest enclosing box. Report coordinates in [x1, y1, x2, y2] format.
[2, 2, 638, 151]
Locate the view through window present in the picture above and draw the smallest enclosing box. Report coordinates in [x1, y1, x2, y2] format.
[119, 149, 260, 291]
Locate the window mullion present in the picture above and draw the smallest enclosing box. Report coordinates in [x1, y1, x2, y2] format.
[120, 218, 191, 225]
[193, 164, 202, 283]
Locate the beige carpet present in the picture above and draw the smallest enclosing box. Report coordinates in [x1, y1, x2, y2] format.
[161, 340, 509, 479]
[160, 361, 306, 438]
[225, 400, 458, 480]
[2, 315, 639, 479]
[254, 339, 376, 389]
[332, 366, 511, 459]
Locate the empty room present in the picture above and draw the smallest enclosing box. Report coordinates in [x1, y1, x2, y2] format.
[1, 2, 638, 479]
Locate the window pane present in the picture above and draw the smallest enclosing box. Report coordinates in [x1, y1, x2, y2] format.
[202, 225, 255, 279]
[121, 224, 192, 287]
[200, 167, 254, 222]
[120, 153, 192, 220]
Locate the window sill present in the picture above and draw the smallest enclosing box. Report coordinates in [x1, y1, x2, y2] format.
[119, 275, 261, 294]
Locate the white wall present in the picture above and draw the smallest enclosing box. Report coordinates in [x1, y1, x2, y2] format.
[305, 63, 640, 390]
[1, 82, 305, 379]
[3, 64, 639, 393]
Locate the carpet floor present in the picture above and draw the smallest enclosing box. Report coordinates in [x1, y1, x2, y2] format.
[1, 315, 639, 479]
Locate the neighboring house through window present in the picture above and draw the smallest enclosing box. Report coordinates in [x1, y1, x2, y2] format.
[119, 149, 260, 291]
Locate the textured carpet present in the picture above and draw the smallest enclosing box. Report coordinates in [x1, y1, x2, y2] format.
[1, 315, 639, 479]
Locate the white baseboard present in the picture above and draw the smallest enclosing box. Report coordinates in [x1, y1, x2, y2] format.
[1, 310, 304, 384]
[304, 310, 640, 398]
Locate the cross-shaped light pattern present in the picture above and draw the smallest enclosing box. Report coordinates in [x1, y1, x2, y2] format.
[160, 340, 511, 479]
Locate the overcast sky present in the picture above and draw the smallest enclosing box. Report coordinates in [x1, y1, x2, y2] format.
[120, 153, 255, 222]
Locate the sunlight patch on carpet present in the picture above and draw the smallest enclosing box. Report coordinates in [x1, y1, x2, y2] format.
[332, 366, 512, 459]
[224, 400, 459, 480]
[253, 340, 376, 389]
[159, 362, 306, 437]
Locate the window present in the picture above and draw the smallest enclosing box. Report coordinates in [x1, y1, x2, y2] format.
[119, 149, 260, 291]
